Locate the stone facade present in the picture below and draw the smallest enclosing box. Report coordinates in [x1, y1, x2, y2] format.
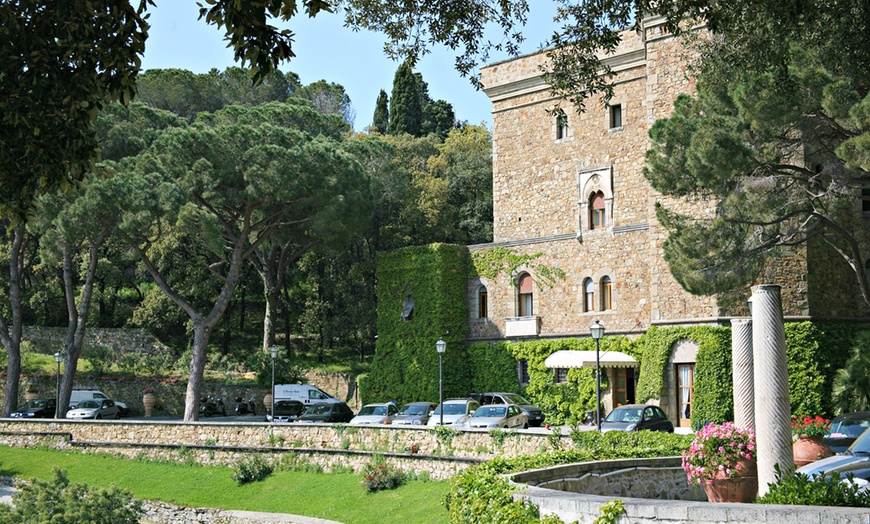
[469, 18, 870, 424]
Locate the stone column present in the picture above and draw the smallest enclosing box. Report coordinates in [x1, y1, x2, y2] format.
[731, 318, 755, 430]
[751, 285, 793, 497]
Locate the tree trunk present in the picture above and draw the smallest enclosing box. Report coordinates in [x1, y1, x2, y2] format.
[1, 223, 26, 416]
[184, 322, 212, 421]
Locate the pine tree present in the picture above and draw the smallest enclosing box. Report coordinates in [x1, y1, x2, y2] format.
[388, 62, 422, 136]
[373, 89, 389, 134]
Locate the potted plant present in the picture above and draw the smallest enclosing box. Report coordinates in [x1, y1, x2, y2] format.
[682, 422, 757, 502]
[792, 415, 834, 467]
[141, 386, 157, 417]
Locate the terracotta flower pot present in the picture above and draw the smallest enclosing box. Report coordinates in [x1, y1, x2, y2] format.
[703, 458, 758, 503]
[793, 435, 834, 468]
[25, 388, 39, 401]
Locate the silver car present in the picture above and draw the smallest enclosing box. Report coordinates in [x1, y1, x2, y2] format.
[454, 403, 528, 430]
[798, 424, 870, 482]
[66, 399, 121, 420]
[393, 402, 438, 426]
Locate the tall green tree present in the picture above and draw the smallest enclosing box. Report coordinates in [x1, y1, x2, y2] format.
[428, 125, 493, 244]
[644, 44, 870, 307]
[30, 171, 122, 416]
[109, 100, 371, 420]
[372, 90, 389, 134]
[388, 62, 423, 136]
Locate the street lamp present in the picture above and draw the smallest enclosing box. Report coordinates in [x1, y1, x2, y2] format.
[590, 320, 605, 432]
[269, 345, 278, 415]
[436, 337, 447, 426]
[53, 352, 63, 418]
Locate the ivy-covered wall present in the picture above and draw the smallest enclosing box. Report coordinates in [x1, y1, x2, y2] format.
[366, 243, 868, 424]
[362, 244, 471, 404]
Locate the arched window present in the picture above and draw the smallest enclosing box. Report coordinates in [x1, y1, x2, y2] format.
[556, 113, 568, 140]
[601, 276, 612, 311]
[518, 273, 534, 316]
[478, 285, 488, 319]
[584, 277, 594, 313]
[590, 191, 605, 229]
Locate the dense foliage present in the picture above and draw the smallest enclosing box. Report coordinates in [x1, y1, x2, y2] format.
[0, 468, 141, 524]
[231, 454, 274, 484]
[758, 466, 870, 507]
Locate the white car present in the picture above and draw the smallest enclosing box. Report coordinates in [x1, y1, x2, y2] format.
[70, 389, 127, 416]
[426, 399, 480, 427]
[66, 399, 121, 420]
[349, 402, 398, 425]
[453, 403, 529, 429]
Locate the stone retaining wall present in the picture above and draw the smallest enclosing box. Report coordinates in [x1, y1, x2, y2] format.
[0, 420, 556, 480]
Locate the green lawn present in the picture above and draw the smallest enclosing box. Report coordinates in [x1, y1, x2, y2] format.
[0, 447, 451, 524]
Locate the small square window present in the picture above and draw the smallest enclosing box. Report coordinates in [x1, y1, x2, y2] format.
[554, 368, 568, 384]
[609, 104, 622, 129]
[517, 360, 530, 386]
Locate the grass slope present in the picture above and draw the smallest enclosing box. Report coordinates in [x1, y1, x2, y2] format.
[0, 447, 450, 524]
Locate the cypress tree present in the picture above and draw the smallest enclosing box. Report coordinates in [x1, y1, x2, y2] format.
[388, 62, 422, 136]
[373, 89, 389, 134]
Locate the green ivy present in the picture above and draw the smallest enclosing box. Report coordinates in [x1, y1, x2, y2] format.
[363, 244, 471, 404]
[471, 246, 565, 288]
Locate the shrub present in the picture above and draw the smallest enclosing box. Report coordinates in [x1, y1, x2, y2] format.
[232, 454, 273, 484]
[0, 467, 141, 523]
[362, 456, 405, 493]
[757, 465, 870, 507]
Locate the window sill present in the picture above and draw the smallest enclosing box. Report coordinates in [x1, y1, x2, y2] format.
[471, 317, 492, 324]
[608, 126, 624, 133]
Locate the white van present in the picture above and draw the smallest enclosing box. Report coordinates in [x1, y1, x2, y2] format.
[69, 388, 128, 416]
[273, 384, 341, 405]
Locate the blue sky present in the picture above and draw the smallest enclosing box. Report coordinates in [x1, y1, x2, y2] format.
[141, 3, 558, 131]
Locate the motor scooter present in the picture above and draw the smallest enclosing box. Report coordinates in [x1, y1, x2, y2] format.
[199, 395, 226, 417]
[234, 390, 257, 416]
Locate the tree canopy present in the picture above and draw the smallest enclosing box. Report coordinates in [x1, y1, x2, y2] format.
[644, 42, 870, 307]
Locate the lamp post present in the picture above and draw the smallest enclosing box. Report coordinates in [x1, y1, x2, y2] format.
[590, 320, 605, 432]
[436, 337, 446, 426]
[269, 345, 278, 414]
[53, 352, 63, 418]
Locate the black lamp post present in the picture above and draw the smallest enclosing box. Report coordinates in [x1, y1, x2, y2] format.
[436, 337, 446, 426]
[590, 320, 605, 432]
[53, 352, 63, 418]
[269, 345, 278, 415]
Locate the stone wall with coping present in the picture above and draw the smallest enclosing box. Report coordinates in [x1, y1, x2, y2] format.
[511, 457, 870, 523]
[0, 419, 560, 480]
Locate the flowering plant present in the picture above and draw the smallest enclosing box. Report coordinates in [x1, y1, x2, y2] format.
[682, 422, 756, 485]
[792, 415, 830, 437]
[141, 386, 155, 395]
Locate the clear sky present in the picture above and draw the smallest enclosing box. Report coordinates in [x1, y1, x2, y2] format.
[140, 3, 559, 131]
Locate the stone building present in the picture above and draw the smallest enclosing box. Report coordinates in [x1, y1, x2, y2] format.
[467, 17, 870, 427]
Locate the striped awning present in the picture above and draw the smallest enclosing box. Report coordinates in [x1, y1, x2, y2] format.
[544, 350, 639, 369]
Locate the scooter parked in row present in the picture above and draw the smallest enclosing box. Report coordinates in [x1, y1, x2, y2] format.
[199, 395, 226, 417]
[234, 390, 257, 416]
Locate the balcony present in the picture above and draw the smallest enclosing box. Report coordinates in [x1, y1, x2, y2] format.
[505, 316, 541, 338]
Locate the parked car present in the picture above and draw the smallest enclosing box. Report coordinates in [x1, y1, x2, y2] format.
[266, 400, 306, 423]
[10, 398, 57, 418]
[393, 402, 438, 426]
[69, 389, 128, 417]
[295, 401, 355, 423]
[349, 402, 398, 425]
[454, 403, 528, 430]
[601, 404, 674, 433]
[426, 399, 480, 427]
[824, 412, 870, 454]
[471, 392, 546, 427]
[66, 399, 120, 420]
[798, 424, 870, 482]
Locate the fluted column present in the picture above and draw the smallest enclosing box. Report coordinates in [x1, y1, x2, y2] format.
[731, 318, 755, 430]
[751, 285, 793, 497]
